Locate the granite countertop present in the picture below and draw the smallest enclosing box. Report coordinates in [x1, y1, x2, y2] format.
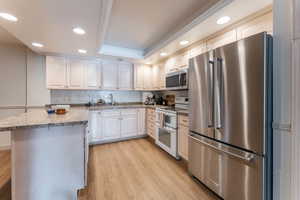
[0, 109, 89, 131]
[0, 103, 189, 131]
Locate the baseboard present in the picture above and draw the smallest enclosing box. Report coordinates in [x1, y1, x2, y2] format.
[89, 134, 148, 146]
[0, 145, 11, 151]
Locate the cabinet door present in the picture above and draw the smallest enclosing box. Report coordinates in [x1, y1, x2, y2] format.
[134, 64, 144, 90]
[85, 60, 101, 89]
[68, 59, 85, 89]
[206, 30, 237, 51]
[137, 108, 146, 135]
[101, 110, 121, 140]
[118, 62, 133, 90]
[89, 111, 102, 141]
[46, 56, 68, 89]
[237, 12, 273, 40]
[121, 109, 138, 138]
[159, 64, 166, 89]
[189, 43, 207, 58]
[178, 125, 189, 160]
[165, 57, 177, 74]
[102, 60, 118, 90]
[152, 65, 160, 90]
[143, 65, 153, 89]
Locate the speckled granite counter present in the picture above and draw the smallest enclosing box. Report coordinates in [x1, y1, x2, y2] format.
[0, 109, 89, 131]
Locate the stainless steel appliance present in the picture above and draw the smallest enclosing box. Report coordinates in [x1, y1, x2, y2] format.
[165, 68, 188, 90]
[188, 32, 273, 200]
[155, 108, 179, 159]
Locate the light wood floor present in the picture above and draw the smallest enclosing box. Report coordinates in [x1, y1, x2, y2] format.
[79, 138, 220, 200]
[0, 150, 11, 200]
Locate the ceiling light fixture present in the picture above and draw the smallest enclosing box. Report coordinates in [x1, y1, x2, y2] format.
[160, 52, 167, 57]
[217, 16, 231, 25]
[32, 42, 44, 48]
[0, 13, 18, 22]
[180, 40, 189, 46]
[145, 62, 152, 65]
[78, 49, 87, 54]
[73, 27, 86, 35]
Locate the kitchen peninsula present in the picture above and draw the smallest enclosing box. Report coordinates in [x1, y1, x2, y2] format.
[0, 109, 89, 200]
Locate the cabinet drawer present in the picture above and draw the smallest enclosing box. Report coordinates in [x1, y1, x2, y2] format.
[179, 115, 189, 127]
[121, 109, 138, 115]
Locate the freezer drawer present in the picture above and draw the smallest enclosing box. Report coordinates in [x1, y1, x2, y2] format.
[188, 133, 264, 200]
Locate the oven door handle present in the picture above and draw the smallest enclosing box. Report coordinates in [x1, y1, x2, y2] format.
[189, 134, 255, 162]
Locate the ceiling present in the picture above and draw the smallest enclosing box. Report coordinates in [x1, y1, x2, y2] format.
[0, 26, 22, 45]
[0, 0, 272, 61]
[105, 0, 220, 50]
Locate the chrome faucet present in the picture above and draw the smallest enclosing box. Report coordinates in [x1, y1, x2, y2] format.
[109, 93, 115, 105]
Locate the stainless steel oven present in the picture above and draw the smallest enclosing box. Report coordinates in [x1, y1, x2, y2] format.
[166, 69, 188, 90]
[155, 108, 179, 159]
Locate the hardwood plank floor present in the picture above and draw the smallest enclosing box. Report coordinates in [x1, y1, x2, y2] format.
[0, 150, 11, 200]
[79, 138, 220, 200]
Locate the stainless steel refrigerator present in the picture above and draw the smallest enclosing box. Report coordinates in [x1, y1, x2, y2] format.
[188, 32, 273, 200]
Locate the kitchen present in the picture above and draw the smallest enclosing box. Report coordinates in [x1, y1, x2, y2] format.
[0, 0, 298, 200]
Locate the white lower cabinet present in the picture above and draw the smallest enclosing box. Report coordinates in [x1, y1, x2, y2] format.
[89, 108, 146, 143]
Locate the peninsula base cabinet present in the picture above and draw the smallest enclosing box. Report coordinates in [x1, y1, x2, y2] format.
[89, 108, 146, 144]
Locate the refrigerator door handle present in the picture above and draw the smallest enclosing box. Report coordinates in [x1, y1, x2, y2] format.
[189, 134, 255, 162]
[208, 60, 214, 128]
[215, 58, 223, 129]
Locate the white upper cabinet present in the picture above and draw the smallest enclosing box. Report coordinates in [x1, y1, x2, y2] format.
[152, 65, 160, 90]
[68, 59, 85, 89]
[206, 30, 237, 51]
[102, 60, 119, 90]
[189, 43, 207, 58]
[134, 64, 144, 90]
[46, 56, 68, 89]
[85, 60, 101, 89]
[118, 62, 133, 90]
[143, 65, 153, 89]
[165, 57, 177, 74]
[237, 12, 273, 40]
[159, 64, 166, 89]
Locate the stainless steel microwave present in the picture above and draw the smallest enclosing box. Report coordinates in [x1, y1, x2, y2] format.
[165, 69, 188, 90]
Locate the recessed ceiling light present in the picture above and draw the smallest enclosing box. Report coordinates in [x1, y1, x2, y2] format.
[73, 27, 86, 35]
[32, 42, 44, 48]
[160, 52, 167, 57]
[0, 13, 18, 22]
[78, 49, 87, 54]
[180, 40, 189, 46]
[217, 16, 231, 25]
[145, 62, 152, 65]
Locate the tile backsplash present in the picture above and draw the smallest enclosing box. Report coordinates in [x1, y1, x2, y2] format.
[50, 90, 143, 104]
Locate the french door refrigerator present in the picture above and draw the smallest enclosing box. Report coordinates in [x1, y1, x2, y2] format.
[188, 32, 273, 200]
